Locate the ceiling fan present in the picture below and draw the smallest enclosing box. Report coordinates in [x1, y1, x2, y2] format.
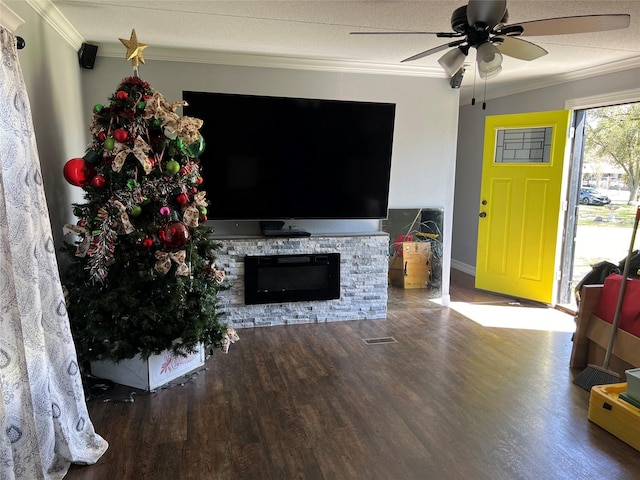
[351, 0, 631, 80]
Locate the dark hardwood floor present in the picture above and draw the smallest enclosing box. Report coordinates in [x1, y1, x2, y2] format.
[66, 270, 640, 479]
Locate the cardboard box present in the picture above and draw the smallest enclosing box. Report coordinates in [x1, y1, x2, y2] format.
[627, 368, 640, 402]
[91, 343, 205, 391]
[389, 242, 431, 289]
[588, 383, 640, 452]
[397, 241, 431, 261]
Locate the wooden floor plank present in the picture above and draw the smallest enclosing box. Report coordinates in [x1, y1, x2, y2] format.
[65, 270, 640, 480]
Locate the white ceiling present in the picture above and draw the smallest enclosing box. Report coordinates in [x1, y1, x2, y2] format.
[43, 0, 640, 104]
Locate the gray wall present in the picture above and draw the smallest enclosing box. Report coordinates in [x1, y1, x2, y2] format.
[452, 68, 640, 273]
[10, 1, 86, 259]
[80, 57, 461, 302]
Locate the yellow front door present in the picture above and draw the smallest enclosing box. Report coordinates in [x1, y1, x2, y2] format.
[475, 110, 571, 304]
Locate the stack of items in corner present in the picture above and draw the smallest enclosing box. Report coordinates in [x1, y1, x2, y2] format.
[388, 241, 431, 289]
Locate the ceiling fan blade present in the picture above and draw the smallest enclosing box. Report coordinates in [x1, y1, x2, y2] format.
[494, 36, 547, 61]
[350, 31, 450, 35]
[401, 39, 466, 63]
[500, 14, 630, 37]
[467, 0, 507, 28]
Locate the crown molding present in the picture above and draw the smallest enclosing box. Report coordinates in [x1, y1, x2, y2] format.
[565, 87, 640, 110]
[25, 0, 83, 48]
[0, 1, 25, 33]
[460, 56, 640, 105]
[97, 42, 445, 78]
[501, 57, 640, 100]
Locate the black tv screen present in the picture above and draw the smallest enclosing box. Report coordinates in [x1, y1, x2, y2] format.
[182, 91, 395, 220]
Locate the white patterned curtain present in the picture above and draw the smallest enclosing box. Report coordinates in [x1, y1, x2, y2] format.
[0, 26, 108, 479]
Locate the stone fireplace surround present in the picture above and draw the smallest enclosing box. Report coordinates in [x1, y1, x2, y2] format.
[213, 233, 389, 328]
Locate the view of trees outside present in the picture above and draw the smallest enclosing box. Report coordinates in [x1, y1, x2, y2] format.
[583, 103, 640, 203]
[569, 102, 640, 309]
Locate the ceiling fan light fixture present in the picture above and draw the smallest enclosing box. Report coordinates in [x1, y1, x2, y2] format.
[478, 64, 502, 79]
[476, 41, 503, 75]
[437, 47, 466, 77]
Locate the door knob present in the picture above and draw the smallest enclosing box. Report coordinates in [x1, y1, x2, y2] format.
[479, 212, 487, 218]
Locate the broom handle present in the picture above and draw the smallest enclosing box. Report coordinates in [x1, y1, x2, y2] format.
[602, 205, 640, 369]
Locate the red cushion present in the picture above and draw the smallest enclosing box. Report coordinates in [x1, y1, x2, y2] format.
[594, 274, 640, 337]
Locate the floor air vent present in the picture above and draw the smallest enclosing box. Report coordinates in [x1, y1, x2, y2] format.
[363, 337, 397, 345]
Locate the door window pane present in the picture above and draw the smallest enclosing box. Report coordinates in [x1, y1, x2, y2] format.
[495, 127, 552, 163]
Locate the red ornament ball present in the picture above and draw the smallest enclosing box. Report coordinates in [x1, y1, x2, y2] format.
[90, 174, 107, 188]
[114, 128, 128, 143]
[117, 90, 129, 100]
[158, 221, 190, 248]
[142, 236, 153, 248]
[176, 193, 189, 205]
[63, 158, 95, 187]
[97, 131, 106, 142]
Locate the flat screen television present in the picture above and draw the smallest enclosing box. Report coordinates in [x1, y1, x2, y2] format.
[182, 91, 396, 220]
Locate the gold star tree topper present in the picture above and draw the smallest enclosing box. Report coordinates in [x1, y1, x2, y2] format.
[119, 29, 148, 68]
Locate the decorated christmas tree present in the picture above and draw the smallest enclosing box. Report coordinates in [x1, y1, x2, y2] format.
[62, 31, 230, 363]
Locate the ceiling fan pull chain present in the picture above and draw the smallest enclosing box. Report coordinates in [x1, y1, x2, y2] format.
[482, 77, 487, 110]
[471, 65, 477, 106]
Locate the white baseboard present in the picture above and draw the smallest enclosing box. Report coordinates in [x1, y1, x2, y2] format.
[451, 259, 475, 276]
[440, 294, 451, 307]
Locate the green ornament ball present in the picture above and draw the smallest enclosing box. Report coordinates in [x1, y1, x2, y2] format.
[153, 118, 162, 127]
[93, 104, 103, 113]
[104, 137, 115, 151]
[137, 101, 146, 109]
[166, 159, 180, 175]
[130, 205, 142, 217]
[182, 135, 206, 158]
[83, 150, 100, 165]
[198, 206, 207, 215]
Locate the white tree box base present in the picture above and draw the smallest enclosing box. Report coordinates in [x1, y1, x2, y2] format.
[90, 344, 205, 391]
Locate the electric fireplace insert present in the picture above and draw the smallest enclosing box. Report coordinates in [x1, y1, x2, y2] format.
[244, 253, 340, 305]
